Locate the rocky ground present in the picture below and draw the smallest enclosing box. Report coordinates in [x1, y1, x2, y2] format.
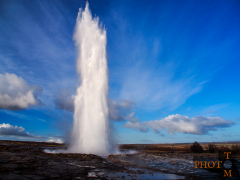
[1, 140, 239, 180]
[0, 141, 125, 180]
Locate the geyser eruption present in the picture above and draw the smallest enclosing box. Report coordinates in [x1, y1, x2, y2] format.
[69, 3, 111, 155]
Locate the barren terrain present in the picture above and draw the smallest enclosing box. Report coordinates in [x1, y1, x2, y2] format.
[0, 140, 239, 179]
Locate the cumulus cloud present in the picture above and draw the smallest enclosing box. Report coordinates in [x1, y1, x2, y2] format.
[0, 123, 32, 137]
[124, 121, 149, 132]
[54, 90, 75, 112]
[0, 73, 42, 110]
[54, 91, 136, 122]
[47, 137, 64, 143]
[124, 114, 234, 135]
[0, 123, 65, 143]
[108, 99, 135, 121]
[125, 112, 139, 123]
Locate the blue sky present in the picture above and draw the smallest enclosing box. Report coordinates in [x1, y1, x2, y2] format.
[0, 0, 240, 144]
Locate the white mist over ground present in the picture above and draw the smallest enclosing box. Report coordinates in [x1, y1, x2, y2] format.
[67, 3, 111, 155]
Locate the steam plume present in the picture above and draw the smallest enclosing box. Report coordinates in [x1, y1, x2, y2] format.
[68, 3, 111, 155]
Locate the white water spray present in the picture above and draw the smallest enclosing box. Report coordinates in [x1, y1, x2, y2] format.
[68, 3, 110, 155]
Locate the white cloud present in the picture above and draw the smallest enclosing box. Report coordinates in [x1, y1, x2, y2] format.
[0, 123, 65, 143]
[54, 91, 135, 122]
[54, 90, 75, 112]
[124, 114, 234, 135]
[108, 99, 135, 121]
[124, 121, 149, 132]
[0, 123, 32, 136]
[47, 137, 64, 143]
[0, 73, 42, 110]
[126, 112, 139, 123]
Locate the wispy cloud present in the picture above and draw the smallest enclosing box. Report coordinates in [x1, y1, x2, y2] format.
[0, 1, 77, 108]
[202, 103, 230, 114]
[119, 65, 204, 110]
[124, 114, 234, 135]
[1, 110, 48, 123]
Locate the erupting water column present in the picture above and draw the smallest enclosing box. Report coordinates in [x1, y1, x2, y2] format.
[69, 3, 110, 155]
